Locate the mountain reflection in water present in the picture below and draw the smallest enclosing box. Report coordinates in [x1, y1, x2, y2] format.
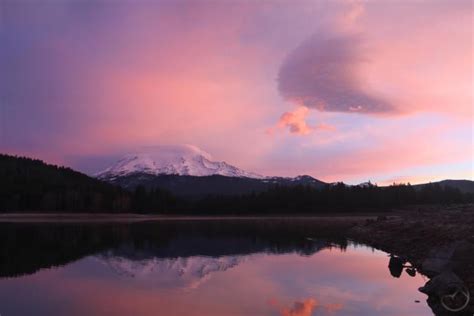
[0, 219, 432, 315]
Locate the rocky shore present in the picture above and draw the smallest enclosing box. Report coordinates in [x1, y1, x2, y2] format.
[349, 204, 474, 316]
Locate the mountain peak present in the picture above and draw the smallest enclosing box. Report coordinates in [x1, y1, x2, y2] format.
[95, 254, 245, 289]
[96, 145, 263, 180]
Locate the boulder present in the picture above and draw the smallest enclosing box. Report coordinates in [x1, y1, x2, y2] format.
[419, 271, 469, 315]
[419, 271, 464, 297]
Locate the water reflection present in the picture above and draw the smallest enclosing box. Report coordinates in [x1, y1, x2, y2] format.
[388, 255, 417, 278]
[95, 253, 245, 289]
[0, 220, 347, 278]
[0, 220, 432, 315]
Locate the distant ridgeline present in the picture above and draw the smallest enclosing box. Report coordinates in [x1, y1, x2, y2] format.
[0, 154, 473, 213]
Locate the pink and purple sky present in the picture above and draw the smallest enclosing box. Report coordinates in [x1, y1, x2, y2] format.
[0, 0, 472, 184]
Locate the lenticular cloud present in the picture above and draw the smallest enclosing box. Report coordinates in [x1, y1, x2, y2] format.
[277, 33, 393, 114]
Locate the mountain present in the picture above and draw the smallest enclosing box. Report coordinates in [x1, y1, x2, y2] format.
[103, 173, 326, 196]
[95, 254, 245, 289]
[413, 179, 474, 194]
[96, 146, 474, 197]
[97, 145, 262, 180]
[96, 145, 327, 196]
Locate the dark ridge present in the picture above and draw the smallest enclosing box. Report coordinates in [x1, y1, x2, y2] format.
[413, 179, 474, 194]
[105, 173, 326, 196]
[0, 154, 472, 214]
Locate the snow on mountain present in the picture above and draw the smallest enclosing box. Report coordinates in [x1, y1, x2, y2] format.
[96, 144, 263, 180]
[95, 254, 246, 289]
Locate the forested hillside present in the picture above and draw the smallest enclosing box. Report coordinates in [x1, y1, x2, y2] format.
[0, 155, 130, 212]
[0, 154, 472, 214]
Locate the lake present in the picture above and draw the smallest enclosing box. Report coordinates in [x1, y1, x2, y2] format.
[0, 218, 432, 315]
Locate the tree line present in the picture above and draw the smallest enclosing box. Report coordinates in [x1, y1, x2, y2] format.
[0, 155, 130, 212]
[169, 182, 472, 215]
[1, 154, 472, 214]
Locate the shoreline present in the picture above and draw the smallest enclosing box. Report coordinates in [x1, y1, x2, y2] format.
[0, 213, 379, 223]
[349, 204, 474, 315]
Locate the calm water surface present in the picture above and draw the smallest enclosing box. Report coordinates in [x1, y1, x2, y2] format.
[0, 219, 431, 315]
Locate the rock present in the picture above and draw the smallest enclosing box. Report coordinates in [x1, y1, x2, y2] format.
[389, 256, 405, 278]
[419, 271, 464, 297]
[419, 271, 470, 315]
[406, 268, 417, 277]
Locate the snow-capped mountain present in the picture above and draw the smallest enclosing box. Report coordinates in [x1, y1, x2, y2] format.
[95, 144, 328, 195]
[95, 253, 245, 289]
[96, 145, 262, 180]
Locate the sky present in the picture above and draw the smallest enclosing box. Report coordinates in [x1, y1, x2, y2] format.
[0, 0, 472, 184]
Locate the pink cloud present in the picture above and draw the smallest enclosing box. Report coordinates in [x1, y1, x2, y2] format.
[275, 297, 344, 316]
[280, 299, 318, 316]
[271, 106, 336, 136]
[278, 107, 313, 135]
[326, 302, 344, 313]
